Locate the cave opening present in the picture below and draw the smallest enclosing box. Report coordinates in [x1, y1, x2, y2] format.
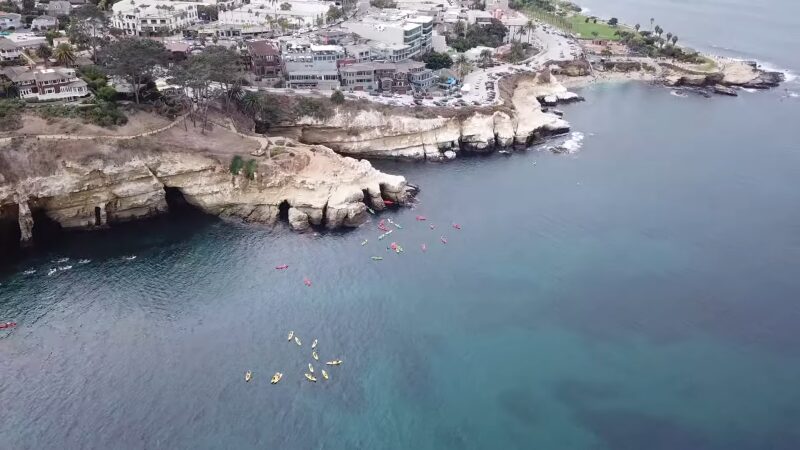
[31, 209, 62, 245]
[94, 207, 102, 226]
[163, 186, 203, 215]
[277, 200, 290, 222]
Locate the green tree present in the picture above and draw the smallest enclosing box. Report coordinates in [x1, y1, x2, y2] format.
[330, 89, 345, 104]
[279, 2, 291, 10]
[507, 42, 525, 63]
[326, 5, 343, 22]
[523, 19, 536, 42]
[53, 43, 76, 66]
[244, 159, 258, 180]
[95, 85, 117, 102]
[68, 5, 107, 63]
[101, 38, 169, 104]
[454, 54, 472, 79]
[479, 49, 492, 67]
[197, 5, 218, 21]
[36, 44, 52, 65]
[422, 51, 453, 70]
[608, 17, 618, 26]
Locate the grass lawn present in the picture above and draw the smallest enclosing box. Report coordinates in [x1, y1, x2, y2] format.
[567, 14, 628, 40]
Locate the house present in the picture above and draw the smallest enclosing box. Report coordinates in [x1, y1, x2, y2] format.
[0, 12, 23, 30]
[339, 60, 434, 93]
[111, 0, 200, 36]
[339, 62, 377, 91]
[0, 37, 21, 62]
[219, 0, 336, 29]
[4, 66, 90, 102]
[31, 15, 59, 31]
[282, 42, 343, 90]
[396, 60, 434, 91]
[246, 40, 280, 77]
[343, 43, 371, 63]
[47, 0, 72, 17]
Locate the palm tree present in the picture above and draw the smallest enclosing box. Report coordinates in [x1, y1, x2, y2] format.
[479, 49, 492, 68]
[238, 91, 262, 118]
[36, 44, 52, 66]
[634, 23, 640, 32]
[655, 25, 663, 37]
[650, 17, 654, 30]
[455, 54, 472, 79]
[523, 19, 536, 43]
[666, 32, 673, 45]
[53, 43, 76, 67]
[671, 35, 678, 46]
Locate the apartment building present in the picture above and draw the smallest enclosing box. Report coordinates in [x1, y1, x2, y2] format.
[111, 0, 200, 36]
[282, 42, 343, 90]
[343, 10, 433, 61]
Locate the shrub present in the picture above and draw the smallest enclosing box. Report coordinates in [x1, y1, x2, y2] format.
[95, 86, 118, 102]
[294, 97, 333, 120]
[0, 98, 24, 131]
[330, 89, 345, 104]
[244, 159, 258, 180]
[229, 155, 244, 174]
[422, 51, 453, 70]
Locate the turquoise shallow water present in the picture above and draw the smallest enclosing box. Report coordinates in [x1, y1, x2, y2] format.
[3, 1, 800, 447]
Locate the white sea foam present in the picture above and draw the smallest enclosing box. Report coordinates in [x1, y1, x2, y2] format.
[560, 132, 585, 154]
[22, 269, 36, 275]
[670, 90, 688, 98]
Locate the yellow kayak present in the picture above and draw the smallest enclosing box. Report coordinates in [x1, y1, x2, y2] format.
[326, 359, 343, 366]
[294, 336, 302, 346]
[321, 369, 329, 380]
[245, 370, 253, 382]
[287, 331, 294, 341]
[312, 350, 319, 361]
[308, 363, 314, 373]
[270, 372, 283, 384]
[304, 373, 317, 382]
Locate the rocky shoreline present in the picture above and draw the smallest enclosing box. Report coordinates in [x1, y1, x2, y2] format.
[0, 123, 414, 255]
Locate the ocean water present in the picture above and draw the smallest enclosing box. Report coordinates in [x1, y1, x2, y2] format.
[3, 3, 800, 450]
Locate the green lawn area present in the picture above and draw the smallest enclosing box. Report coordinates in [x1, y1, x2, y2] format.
[567, 14, 627, 40]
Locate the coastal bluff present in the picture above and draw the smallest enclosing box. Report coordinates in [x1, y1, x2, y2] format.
[0, 121, 412, 251]
[271, 75, 571, 161]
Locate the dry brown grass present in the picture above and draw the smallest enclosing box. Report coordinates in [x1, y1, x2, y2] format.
[8, 110, 172, 137]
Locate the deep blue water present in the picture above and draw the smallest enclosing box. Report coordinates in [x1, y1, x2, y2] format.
[2, 2, 800, 449]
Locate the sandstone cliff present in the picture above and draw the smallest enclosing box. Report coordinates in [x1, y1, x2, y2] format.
[271, 78, 570, 161]
[0, 121, 411, 251]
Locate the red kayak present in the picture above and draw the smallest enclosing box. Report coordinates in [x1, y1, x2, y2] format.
[0, 322, 17, 330]
[415, 215, 427, 221]
[452, 223, 462, 230]
[304, 277, 312, 287]
[421, 244, 427, 252]
[275, 264, 289, 270]
[383, 199, 395, 206]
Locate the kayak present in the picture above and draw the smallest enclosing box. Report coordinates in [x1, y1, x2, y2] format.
[308, 363, 314, 373]
[305, 373, 317, 382]
[440, 236, 448, 244]
[326, 359, 343, 366]
[361, 239, 368, 246]
[321, 369, 329, 380]
[0, 322, 17, 330]
[371, 256, 383, 261]
[245, 371, 253, 382]
[275, 264, 289, 270]
[368, 207, 375, 214]
[303, 277, 312, 287]
[429, 224, 436, 230]
[311, 339, 318, 349]
[271, 372, 283, 384]
[288, 330, 294, 341]
[421, 244, 427, 252]
[378, 230, 393, 240]
[383, 199, 395, 206]
[312, 350, 319, 361]
[452, 223, 462, 230]
[295, 336, 302, 346]
[415, 215, 427, 221]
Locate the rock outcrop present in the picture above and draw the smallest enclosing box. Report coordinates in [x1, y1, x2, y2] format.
[0, 132, 412, 251]
[271, 77, 571, 161]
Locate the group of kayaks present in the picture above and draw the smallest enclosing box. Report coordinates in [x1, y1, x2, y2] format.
[367, 214, 462, 261]
[245, 332, 342, 384]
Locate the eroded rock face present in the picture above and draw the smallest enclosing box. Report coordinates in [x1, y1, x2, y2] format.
[0, 138, 412, 247]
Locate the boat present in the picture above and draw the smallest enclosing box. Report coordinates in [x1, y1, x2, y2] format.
[371, 256, 383, 261]
[271, 372, 283, 384]
[245, 371, 253, 382]
[311, 339, 318, 349]
[275, 264, 289, 270]
[295, 336, 302, 346]
[326, 359, 342, 366]
[312, 350, 319, 361]
[321, 370, 329, 380]
[308, 363, 314, 373]
[288, 330, 294, 341]
[0, 322, 17, 330]
[361, 239, 368, 246]
[304, 373, 317, 382]
[303, 277, 312, 287]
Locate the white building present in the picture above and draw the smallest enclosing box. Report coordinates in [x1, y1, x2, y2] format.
[111, 0, 201, 36]
[0, 12, 23, 30]
[31, 15, 59, 30]
[0, 37, 21, 62]
[220, 0, 335, 29]
[4, 67, 90, 102]
[343, 10, 433, 61]
[47, 0, 72, 17]
[282, 42, 343, 90]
